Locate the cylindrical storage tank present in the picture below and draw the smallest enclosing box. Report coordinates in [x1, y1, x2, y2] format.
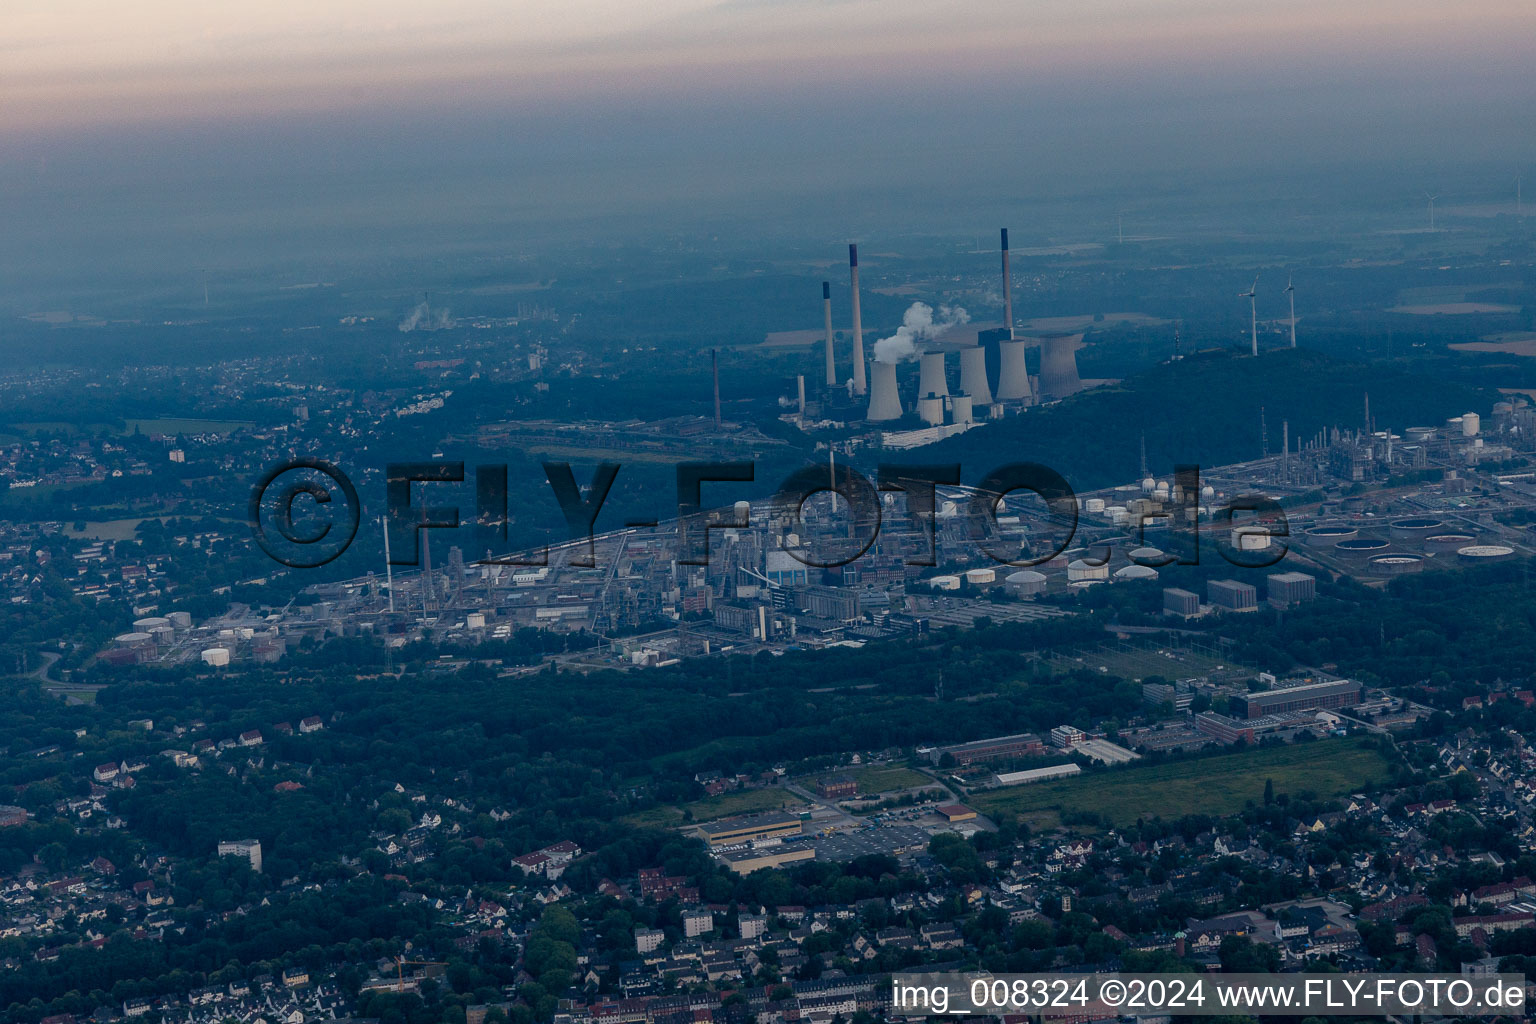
[1114, 564, 1159, 581]
[918, 351, 949, 399]
[1141, 476, 1156, 494]
[958, 346, 992, 404]
[1390, 517, 1444, 541]
[997, 340, 1033, 401]
[1446, 416, 1464, 434]
[733, 500, 751, 524]
[149, 625, 175, 644]
[133, 616, 170, 631]
[1129, 546, 1165, 564]
[866, 360, 903, 421]
[964, 567, 996, 586]
[1068, 579, 1104, 591]
[917, 395, 944, 426]
[1005, 570, 1047, 596]
[466, 612, 486, 629]
[1424, 533, 1477, 554]
[1458, 544, 1515, 564]
[167, 611, 192, 630]
[951, 392, 974, 426]
[1462, 412, 1480, 437]
[115, 632, 152, 648]
[1066, 558, 1109, 582]
[1084, 498, 1106, 514]
[1305, 524, 1359, 545]
[1232, 526, 1272, 552]
[1369, 554, 1424, 575]
[1406, 426, 1436, 442]
[201, 647, 230, 667]
[929, 574, 961, 591]
[1335, 538, 1390, 559]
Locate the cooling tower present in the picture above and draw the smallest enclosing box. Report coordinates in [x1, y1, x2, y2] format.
[822, 281, 835, 387]
[849, 245, 866, 396]
[917, 394, 944, 426]
[918, 351, 949, 399]
[1000, 228, 1014, 339]
[959, 345, 992, 404]
[951, 393, 974, 426]
[867, 360, 903, 421]
[1038, 332, 1084, 399]
[997, 339, 1033, 402]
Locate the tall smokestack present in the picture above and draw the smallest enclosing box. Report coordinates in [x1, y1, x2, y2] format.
[1000, 228, 1014, 339]
[959, 346, 992, 404]
[997, 339, 1033, 402]
[712, 349, 722, 428]
[1038, 333, 1084, 400]
[822, 281, 835, 387]
[918, 351, 949, 400]
[796, 374, 806, 416]
[849, 245, 866, 396]
[866, 360, 903, 421]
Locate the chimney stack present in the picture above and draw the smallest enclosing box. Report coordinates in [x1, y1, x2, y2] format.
[959, 346, 992, 404]
[822, 281, 835, 387]
[712, 348, 722, 428]
[849, 245, 866, 396]
[796, 374, 806, 416]
[1000, 228, 1014, 339]
[866, 360, 903, 421]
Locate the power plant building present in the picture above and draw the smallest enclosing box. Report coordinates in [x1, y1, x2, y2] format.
[1267, 571, 1317, 608]
[1163, 588, 1200, 617]
[1208, 579, 1258, 611]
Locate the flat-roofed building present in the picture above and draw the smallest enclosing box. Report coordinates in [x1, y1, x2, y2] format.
[1163, 588, 1200, 617]
[716, 845, 815, 874]
[1195, 712, 1255, 745]
[698, 811, 803, 847]
[1208, 579, 1258, 611]
[1245, 678, 1361, 718]
[930, 732, 1044, 766]
[1267, 571, 1317, 608]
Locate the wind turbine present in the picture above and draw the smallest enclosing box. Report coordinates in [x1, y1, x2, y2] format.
[1240, 275, 1259, 355]
[1285, 276, 1296, 349]
[1425, 192, 1439, 231]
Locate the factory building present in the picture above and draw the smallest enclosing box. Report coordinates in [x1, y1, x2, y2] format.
[1267, 571, 1317, 608]
[1050, 725, 1087, 748]
[1245, 678, 1362, 718]
[1208, 579, 1258, 611]
[717, 845, 815, 874]
[928, 732, 1044, 766]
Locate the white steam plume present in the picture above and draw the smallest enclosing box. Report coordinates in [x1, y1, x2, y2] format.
[873, 302, 970, 363]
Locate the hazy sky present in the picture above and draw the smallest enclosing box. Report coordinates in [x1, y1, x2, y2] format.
[3, 1, 1534, 309]
[8, 0, 1535, 130]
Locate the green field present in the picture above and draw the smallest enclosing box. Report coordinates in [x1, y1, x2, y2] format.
[827, 763, 934, 795]
[1045, 640, 1254, 685]
[972, 738, 1393, 830]
[123, 418, 255, 436]
[625, 787, 808, 829]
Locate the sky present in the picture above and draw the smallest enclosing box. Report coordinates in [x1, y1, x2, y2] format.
[2, 1, 1534, 309]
